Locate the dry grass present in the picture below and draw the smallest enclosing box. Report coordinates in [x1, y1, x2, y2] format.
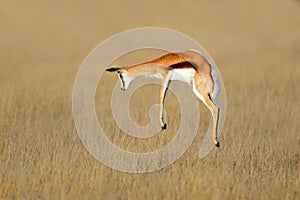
[1, 0, 300, 199]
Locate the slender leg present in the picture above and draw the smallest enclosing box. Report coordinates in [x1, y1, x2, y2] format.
[192, 82, 220, 147]
[205, 94, 220, 147]
[159, 74, 171, 130]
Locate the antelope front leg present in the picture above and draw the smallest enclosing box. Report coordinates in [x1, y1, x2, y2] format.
[159, 78, 170, 130]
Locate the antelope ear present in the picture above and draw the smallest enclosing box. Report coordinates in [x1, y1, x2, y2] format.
[105, 67, 123, 73]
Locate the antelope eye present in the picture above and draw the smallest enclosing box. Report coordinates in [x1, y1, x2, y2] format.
[119, 74, 123, 79]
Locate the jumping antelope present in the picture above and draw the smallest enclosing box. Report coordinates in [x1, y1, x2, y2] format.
[106, 49, 221, 147]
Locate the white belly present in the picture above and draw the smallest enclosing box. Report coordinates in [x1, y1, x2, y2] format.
[145, 73, 163, 79]
[170, 69, 195, 84]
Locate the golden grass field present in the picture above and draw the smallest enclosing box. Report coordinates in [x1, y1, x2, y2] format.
[1, 0, 300, 199]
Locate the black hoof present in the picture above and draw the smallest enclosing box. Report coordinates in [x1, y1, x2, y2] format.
[162, 123, 167, 130]
[215, 142, 220, 148]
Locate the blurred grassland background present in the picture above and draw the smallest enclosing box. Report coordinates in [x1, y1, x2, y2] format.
[0, 0, 300, 199]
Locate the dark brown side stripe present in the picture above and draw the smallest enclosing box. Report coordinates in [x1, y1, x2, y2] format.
[169, 61, 198, 70]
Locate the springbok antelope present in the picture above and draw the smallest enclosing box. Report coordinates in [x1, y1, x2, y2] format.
[106, 49, 221, 147]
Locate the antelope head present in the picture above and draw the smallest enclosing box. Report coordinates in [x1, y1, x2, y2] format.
[105, 67, 134, 91]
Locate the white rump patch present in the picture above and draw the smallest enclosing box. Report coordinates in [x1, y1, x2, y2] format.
[210, 66, 220, 99]
[189, 49, 220, 99]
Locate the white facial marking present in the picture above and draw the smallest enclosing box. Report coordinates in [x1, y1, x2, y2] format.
[119, 73, 133, 90]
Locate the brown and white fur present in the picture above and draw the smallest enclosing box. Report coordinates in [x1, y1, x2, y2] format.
[106, 49, 221, 147]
